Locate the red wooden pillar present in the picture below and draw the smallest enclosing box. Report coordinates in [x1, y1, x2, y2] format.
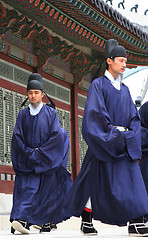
[71, 84, 80, 181]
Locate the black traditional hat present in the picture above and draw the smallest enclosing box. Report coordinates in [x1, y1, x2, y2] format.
[92, 39, 127, 82]
[27, 73, 43, 91]
[105, 39, 127, 59]
[21, 73, 55, 108]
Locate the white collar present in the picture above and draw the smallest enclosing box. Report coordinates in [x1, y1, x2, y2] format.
[29, 102, 43, 116]
[104, 70, 123, 90]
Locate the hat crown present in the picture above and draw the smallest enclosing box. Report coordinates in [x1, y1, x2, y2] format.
[27, 73, 43, 91]
[28, 73, 42, 82]
[105, 39, 126, 59]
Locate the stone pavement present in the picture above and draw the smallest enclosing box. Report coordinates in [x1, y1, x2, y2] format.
[0, 216, 147, 240]
[0, 228, 128, 240]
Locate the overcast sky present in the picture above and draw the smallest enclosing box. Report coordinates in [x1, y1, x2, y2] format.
[123, 68, 148, 105]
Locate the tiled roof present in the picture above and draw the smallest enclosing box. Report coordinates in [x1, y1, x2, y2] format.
[88, 0, 148, 43]
[0, 0, 147, 84]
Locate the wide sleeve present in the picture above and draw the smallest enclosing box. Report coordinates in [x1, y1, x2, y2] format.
[82, 80, 141, 162]
[33, 114, 67, 174]
[123, 102, 141, 160]
[11, 110, 68, 174]
[11, 111, 37, 174]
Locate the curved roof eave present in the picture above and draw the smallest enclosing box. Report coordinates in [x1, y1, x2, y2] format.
[87, 0, 148, 42]
[0, 0, 147, 84]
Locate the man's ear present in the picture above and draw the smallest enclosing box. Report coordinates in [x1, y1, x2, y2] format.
[106, 58, 112, 65]
[42, 92, 44, 97]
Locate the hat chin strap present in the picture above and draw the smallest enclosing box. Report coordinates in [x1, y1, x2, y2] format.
[21, 97, 29, 107]
[91, 59, 105, 82]
[43, 91, 55, 109]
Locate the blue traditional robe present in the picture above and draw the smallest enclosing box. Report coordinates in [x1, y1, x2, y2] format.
[139, 101, 148, 193]
[66, 76, 148, 226]
[10, 104, 72, 225]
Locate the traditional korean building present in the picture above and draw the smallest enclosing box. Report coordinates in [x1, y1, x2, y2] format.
[0, 0, 148, 194]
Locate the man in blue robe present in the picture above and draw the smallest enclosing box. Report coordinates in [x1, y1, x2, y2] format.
[65, 39, 148, 236]
[139, 101, 148, 222]
[10, 73, 72, 234]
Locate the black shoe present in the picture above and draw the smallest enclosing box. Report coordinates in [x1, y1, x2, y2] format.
[80, 209, 98, 235]
[128, 223, 148, 236]
[40, 223, 52, 233]
[81, 222, 98, 235]
[11, 226, 15, 234]
[50, 223, 57, 229]
[11, 220, 30, 234]
[33, 222, 57, 232]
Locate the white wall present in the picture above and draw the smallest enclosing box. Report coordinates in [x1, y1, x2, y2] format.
[0, 193, 12, 214]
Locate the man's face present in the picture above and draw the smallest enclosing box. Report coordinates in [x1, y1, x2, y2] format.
[28, 89, 44, 107]
[107, 57, 127, 78]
